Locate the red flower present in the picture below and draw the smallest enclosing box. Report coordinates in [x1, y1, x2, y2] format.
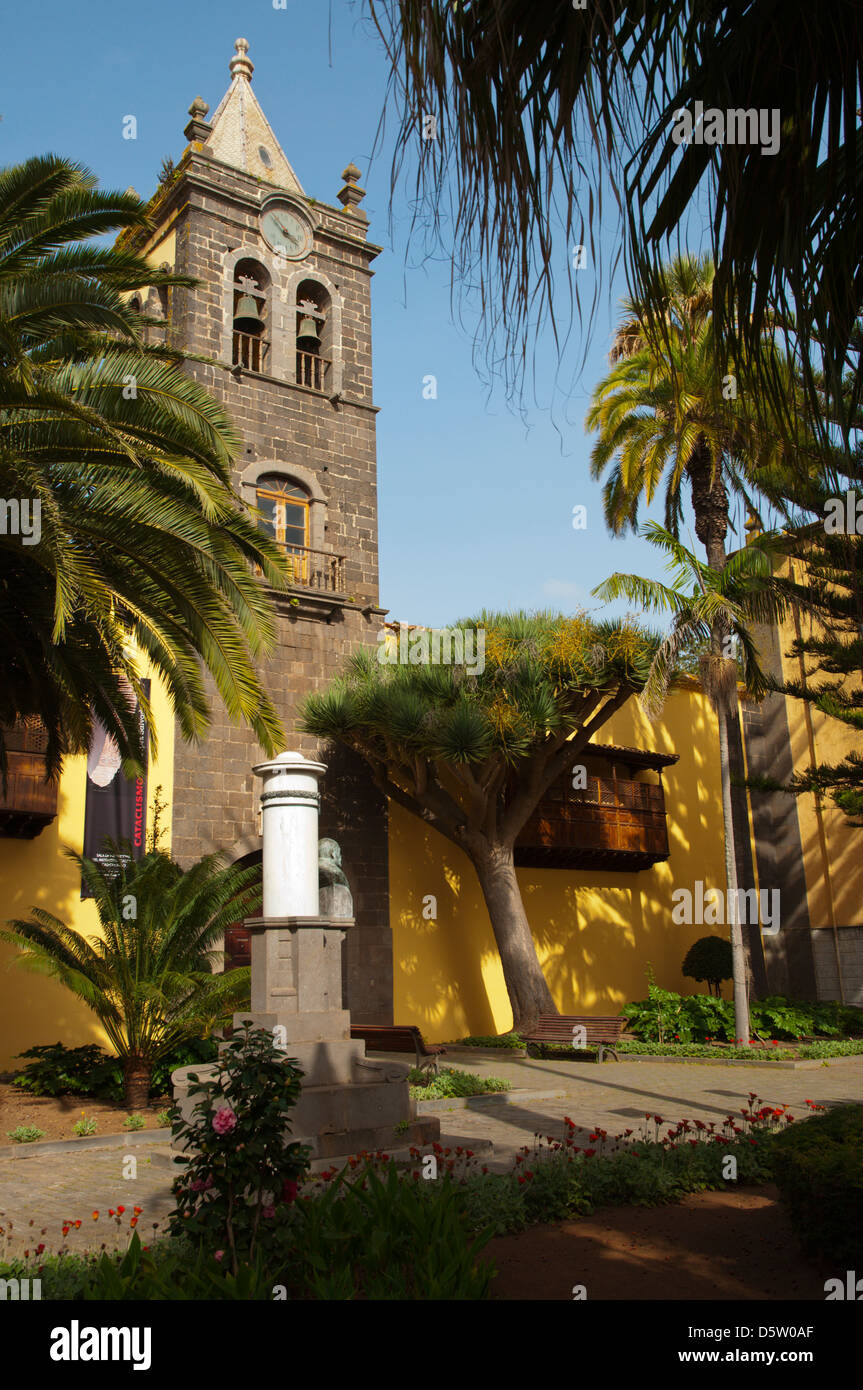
[583, 1148, 596, 1157]
[517, 1175, 526, 1185]
[282, 1179, 298, 1205]
[117, 1205, 125, 1215]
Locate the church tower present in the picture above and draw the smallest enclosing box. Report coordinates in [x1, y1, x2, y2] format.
[121, 38, 392, 1023]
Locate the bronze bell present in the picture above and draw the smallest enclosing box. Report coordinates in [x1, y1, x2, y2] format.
[233, 293, 264, 335]
[296, 313, 322, 351]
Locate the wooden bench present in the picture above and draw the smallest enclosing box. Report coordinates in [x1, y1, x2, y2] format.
[350, 1024, 447, 1078]
[524, 1015, 627, 1063]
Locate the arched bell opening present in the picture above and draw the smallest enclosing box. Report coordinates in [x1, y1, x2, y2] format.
[232, 259, 270, 373]
[295, 278, 331, 391]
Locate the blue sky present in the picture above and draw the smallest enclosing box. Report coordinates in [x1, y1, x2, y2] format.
[2, 0, 728, 628]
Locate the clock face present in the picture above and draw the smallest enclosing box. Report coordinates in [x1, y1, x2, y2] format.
[260, 203, 311, 260]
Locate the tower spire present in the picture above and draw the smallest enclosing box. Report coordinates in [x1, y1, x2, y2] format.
[229, 37, 254, 83]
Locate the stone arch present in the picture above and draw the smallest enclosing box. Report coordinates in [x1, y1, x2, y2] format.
[280, 264, 344, 397]
[239, 458, 327, 552]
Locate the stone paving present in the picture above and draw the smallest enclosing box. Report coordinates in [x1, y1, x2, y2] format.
[1, 1054, 860, 1259]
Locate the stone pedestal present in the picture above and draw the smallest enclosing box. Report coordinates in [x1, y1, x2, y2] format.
[172, 752, 438, 1160]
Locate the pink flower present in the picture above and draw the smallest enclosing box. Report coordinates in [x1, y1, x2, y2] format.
[214, 1250, 224, 1262]
[212, 1106, 237, 1136]
[261, 1205, 276, 1220]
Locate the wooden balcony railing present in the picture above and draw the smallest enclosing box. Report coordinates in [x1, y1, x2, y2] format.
[515, 774, 670, 870]
[0, 721, 58, 839]
[278, 543, 346, 594]
[296, 351, 331, 392]
[232, 333, 270, 373]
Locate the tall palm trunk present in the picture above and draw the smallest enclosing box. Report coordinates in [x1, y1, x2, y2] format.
[688, 439, 750, 1045]
[718, 708, 751, 1043]
[473, 842, 556, 1034]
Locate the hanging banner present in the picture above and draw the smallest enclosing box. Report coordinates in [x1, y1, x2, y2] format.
[81, 680, 150, 897]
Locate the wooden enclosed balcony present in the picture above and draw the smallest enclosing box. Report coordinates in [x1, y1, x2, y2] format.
[515, 743, 676, 871]
[0, 721, 58, 839]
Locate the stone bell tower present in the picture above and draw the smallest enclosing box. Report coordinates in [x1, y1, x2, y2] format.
[119, 38, 392, 1024]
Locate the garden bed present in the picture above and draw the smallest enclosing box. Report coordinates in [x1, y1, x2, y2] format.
[485, 1184, 832, 1300]
[0, 1082, 169, 1144]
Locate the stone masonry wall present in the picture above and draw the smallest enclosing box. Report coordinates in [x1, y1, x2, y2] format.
[161, 156, 392, 1022]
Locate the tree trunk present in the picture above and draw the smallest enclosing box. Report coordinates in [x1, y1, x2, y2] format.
[718, 707, 751, 1044]
[122, 1056, 152, 1110]
[472, 842, 556, 1035]
[688, 437, 750, 1045]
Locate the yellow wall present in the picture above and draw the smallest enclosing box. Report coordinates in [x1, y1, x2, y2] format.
[774, 560, 863, 930]
[0, 673, 175, 1070]
[389, 687, 731, 1040]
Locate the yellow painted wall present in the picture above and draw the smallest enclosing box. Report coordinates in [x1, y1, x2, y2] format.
[0, 673, 175, 1070]
[389, 687, 733, 1041]
[773, 559, 863, 930]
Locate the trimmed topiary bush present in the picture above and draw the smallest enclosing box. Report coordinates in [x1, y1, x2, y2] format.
[682, 936, 732, 995]
[768, 1103, 863, 1265]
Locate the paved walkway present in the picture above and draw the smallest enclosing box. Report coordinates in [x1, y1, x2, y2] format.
[1, 1054, 860, 1259]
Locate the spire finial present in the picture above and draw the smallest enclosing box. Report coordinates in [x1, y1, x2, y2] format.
[338, 163, 367, 219]
[230, 37, 254, 82]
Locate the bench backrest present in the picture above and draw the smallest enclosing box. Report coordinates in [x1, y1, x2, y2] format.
[530, 1015, 626, 1041]
[351, 1024, 426, 1054]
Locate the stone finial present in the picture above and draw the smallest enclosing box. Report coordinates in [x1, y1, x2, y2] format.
[184, 95, 211, 145]
[337, 162, 367, 218]
[230, 37, 254, 82]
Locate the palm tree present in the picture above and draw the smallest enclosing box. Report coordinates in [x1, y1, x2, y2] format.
[368, 0, 862, 431]
[594, 524, 786, 1044]
[0, 155, 287, 776]
[0, 843, 258, 1108]
[586, 254, 795, 1039]
[300, 611, 660, 1033]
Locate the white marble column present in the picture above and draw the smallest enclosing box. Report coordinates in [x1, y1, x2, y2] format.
[253, 750, 326, 918]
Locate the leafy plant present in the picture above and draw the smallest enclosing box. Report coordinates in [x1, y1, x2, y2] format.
[768, 1104, 863, 1264]
[283, 1160, 494, 1300]
[456, 1033, 525, 1049]
[72, 1114, 98, 1137]
[407, 1067, 511, 1100]
[167, 1023, 310, 1274]
[5, 1125, 45, 1144]
[156, 1111, 171, 1128]
[123, 1115, 146, 1131]
[11, 1037, 220, 1104]
[3, 847, 256, 1108]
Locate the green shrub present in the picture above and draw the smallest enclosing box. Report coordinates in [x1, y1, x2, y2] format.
[167, 1023, 310, 1272]
[12, 1038, 220, 1104]
[5, 1125, 45, 1144]
[768, 1104, 863, 1264]
[682, 936, 732, 995]
[282, 1161, 494, 1299]
[72, 1114, 98, 1137]
[456, 1034, 525, 1049]
[622, 984, 863, 1045]
[408, 1067, 511, 1099]
[123, 1115, 146, 1131]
